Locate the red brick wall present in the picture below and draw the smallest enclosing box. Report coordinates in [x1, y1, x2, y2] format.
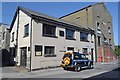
[104, 47, 116, 62]
[98, 46, 116, 62]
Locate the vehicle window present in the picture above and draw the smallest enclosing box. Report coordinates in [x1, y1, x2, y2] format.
[74, 55, 80, 60]
[80, 54, 87, 59]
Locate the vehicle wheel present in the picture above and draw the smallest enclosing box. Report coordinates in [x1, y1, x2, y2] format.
[63, 67, 68, 70]
[88, 62, 93, 69]
[75, 64, 81, 72]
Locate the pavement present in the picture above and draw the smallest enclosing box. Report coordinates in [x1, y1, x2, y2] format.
[1, 58, 120, 79]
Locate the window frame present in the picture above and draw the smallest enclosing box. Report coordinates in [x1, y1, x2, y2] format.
[11, 32, 14, 42]
[44, 46, 56, 57]
[35, 45, 42, 56]
[42, 23, 57, 38]
[80, 32, 89, 42]
[66, 28, 75, 40]
[24, 24, 29, 37]
[82, 48, 88, 54]
[59, 30, 64, 37]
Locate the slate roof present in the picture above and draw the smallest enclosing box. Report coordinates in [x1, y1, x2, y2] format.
[10, 6, 94, 33]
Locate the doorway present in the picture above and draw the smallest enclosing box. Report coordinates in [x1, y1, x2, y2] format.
[20, 47, 27, 67]
[91, 48, 94, 62]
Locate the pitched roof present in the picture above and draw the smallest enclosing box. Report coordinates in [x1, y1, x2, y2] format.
[10, 6, 94, 33]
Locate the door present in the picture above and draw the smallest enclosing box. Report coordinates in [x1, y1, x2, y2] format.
[20, 47, 27, 67]
[91, 49, 94, 62]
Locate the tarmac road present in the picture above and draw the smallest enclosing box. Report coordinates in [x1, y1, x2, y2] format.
[1, 58, 120, 80]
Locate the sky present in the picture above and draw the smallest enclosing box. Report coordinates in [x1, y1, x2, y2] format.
[1, 2, 118, 45]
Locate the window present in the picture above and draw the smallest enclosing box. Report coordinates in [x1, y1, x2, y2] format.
[3, 32, 5, 40]
[98, 36, 101, 46]
[12, 32, 14, 42]
[44, 46, 56, 57]
[59, 30, 64, 37]
[43, 23, 56, 37]
[97, 22, 100, 27]
[67, 47, 74, 51]
[24, 24, 29, 37]
[66, 29, 75, 40]
[82, 48, 88, 54]
[35, 45, 42, 56]
[80, 32, 88, 42]
[108, 27, 111, 34]
[91, 34, 94, 43]
[109, 39, 111, 44]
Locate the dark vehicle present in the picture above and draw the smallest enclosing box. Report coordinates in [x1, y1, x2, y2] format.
[61, 51, 93, 72]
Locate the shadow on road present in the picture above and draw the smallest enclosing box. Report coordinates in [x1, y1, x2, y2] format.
[63, 67, 94, 72]
[83, 67, 120, 80]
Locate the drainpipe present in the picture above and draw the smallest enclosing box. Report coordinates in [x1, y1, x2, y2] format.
[16, 7, 19, 65]
[95, 21, 98, 62]
[30, 18, 32, 71]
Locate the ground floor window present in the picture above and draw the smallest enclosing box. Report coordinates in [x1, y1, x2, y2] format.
[82, 48, 88, 54]
[44, 46, 56, 57]
[35, 45, 42, 56]
[67, 47, 74, 51]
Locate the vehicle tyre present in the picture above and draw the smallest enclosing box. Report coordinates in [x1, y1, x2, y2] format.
[75, 64, 81, 72]
[63, 67, 68, 70]
[88, 62, 93, 69]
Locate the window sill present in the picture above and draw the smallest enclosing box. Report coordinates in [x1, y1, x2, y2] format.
[42, 34, 58, 38]
[66, 38, 76, 40]
[44, 54, 57, 57]
[80, 40, 89, 42]
[11, 40, 14, 42]
[23, 35, 29, 38]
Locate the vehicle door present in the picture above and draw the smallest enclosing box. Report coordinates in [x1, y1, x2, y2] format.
[80, 54, 88, 66]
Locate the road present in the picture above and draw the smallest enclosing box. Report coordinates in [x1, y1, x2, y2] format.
[1, 58, 120, 80]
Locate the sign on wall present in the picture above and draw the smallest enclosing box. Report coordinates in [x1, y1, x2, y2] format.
[35, 45, 42, 56]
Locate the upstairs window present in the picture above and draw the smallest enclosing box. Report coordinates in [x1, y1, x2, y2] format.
[66, 29, 75, 40]
[59, 30, 64, 37]
[80, 32, 88, 42]
[43, 23, 56, 37]
[11, 32, 14, 42]
[82, 48, 88, 54]
[24, 24, 29, 37]
[109, 39, 111, 44]
[108, 27, 111, 34]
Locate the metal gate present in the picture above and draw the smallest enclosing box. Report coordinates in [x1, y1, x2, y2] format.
[20, 47, 27, 67]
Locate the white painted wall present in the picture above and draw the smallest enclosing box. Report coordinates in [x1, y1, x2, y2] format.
[31, 19, 95, 70]
[10, 10, 95, 70]
[17, 10, 31, 68]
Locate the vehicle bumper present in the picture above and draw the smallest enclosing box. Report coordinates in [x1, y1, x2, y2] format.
[61, 64, 75, 68]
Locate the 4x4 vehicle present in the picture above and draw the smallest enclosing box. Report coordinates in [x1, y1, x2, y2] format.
[61, 51, 93, 72]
